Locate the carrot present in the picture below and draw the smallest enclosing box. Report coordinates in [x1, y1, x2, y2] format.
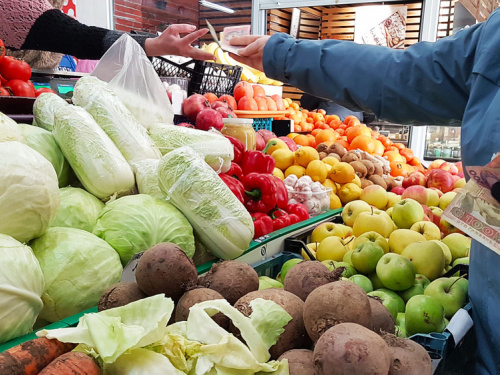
[0, 337, 76, 375]
[38, 352, 102, 375]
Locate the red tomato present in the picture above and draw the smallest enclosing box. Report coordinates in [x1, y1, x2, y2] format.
[6, 79, 36, 97]
[0, 56, 32, 81]
[0, 72, 7, 86]
[0, 87, 10, 96]
[0, 38, 4, 61]
[35, 87, 57, 97]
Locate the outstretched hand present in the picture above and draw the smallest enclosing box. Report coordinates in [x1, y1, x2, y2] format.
[144, 24, 215, 60]
[228, 35, 270, 72]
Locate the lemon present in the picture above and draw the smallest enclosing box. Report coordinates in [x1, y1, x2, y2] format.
[330, 193, 342, 209]
[351, 175, 362, 188]
[338, 183, 363, 205]
[285, 165, 306, 178]
[306, 160, 328, 182]
[265, 139, 288, 155]
[322, 156, 340, 167]
[273, 168, 285, 180]
[272, 148, 294, 170]
[294, 146, 320, 167]
[323, 179, 337, 194]
[329, 162, 356, 184]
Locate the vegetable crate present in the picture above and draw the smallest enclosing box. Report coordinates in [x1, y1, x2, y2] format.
[151, 57, 242, 97]
[251, 251, 301, 279]
[252, 118, 273, 132]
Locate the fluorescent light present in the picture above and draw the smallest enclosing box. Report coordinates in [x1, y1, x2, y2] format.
[200, 0, 235, 13]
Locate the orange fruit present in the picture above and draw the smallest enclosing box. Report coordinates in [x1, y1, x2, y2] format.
[390, 160, 407, 177]
[287, 133, 300, 139]
[384, 151, 406, 163]
[336, 128, 345, 136]
[293, 135, 310, 146]
[373, 139, 385, 156]
[350, 135, 375, 153]
[346, 125, 371, 143]
[306, 134, 317, 148]
[400, 148, 414, 163]
[294, 124, 303, 132]
[315, 129, 337, 144]
[311, 129, 320, 136]
[393, 143, 406, 151]
[337, 139, 349, 149]
[345, 116, 361, 127]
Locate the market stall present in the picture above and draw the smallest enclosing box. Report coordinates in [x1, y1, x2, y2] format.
[1, 0, 495, 373]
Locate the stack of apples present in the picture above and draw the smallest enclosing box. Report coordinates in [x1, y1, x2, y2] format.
[297, 193, 471, 338]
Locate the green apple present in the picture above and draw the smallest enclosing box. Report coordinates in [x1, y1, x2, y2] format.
[368, 289, 401, 319]
[386, 192, 402, 209]
[360, 184, 389, 209]
[352, 231, 389, 254]
[396, 312, 406, 327]
[449, 276, 469, 295]
[352, 209, 393, 238]
[424, 277, 468, 318]
[386, 206, 394, 218]
[399, 284, 425, 303]
[402, 241, 446, 281]
[396, 325, 407, 338]
[280, 258, 302, 281]
[349, 274, 373, 293]
[405, 295, 446, 336]
[341, 200, 372, 227]
[310, 222, 342, 243]
[369, 272, 385, 290]
[388, 229, 426, 254]
[316, 236, 350, 262]
[426, 188, 440, 207]
[430, 240, 453, 267]
[410, 221, 442, 241]
[343, 249, 354, 264]
[452, 256, 470, 267]
[439, 191, 457, 211]
[321, 260, 357, 278]
[415, 274, 431, 290]
[376, 253, 416, 291]
[392, 198, 425, 229]
[351, 242, 385, 274]
[442, 233, 471, 261]
[377, 288, 406, 313]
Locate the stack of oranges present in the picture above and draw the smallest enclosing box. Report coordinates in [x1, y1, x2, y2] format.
[284, 106, 425, 178]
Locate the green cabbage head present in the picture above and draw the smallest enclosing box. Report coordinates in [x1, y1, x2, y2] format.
[30, 227, 123, 322]
[51, 187, 105, 232]
[93, 194, 195, 266]
[0, 234, 45, 344]
[0, 141, 60, 243]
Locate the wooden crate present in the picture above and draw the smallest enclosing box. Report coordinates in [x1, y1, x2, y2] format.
[459, 0, 500, 21]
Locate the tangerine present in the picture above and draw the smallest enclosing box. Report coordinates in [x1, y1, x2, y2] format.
[390, 160, 407, 177]
[384, 151, 406, 163]
[315, 129, 337, 144]
[393, 143, 406, 151]
[400, 148, 414, 163]
[346, 125, 371, 143]
[350, 135, 375, 153]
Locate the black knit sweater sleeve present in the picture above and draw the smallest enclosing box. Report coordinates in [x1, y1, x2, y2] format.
[20, 9, 148, 59]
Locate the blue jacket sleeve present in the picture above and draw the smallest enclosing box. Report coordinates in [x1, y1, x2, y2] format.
[263, 25, 483, 125]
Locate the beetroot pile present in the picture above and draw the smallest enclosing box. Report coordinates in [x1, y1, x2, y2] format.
[98, 244, 433, 375]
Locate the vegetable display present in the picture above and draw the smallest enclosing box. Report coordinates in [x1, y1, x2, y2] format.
[52, 105, 135, 200]
[32, 93, 69, 132]
[30, 227, 123, 322]
[158, 146, 254, 260]
[0, 141, 60, 243]
[0, 235, 44, 344]
[93, 194, 196, 266]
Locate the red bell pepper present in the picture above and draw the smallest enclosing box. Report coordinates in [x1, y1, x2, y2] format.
[219, 174, 245, 204]
[225, 135, 245, 165]
[241, 173, 278, 213]
[286, 203, 310, 222]
[251, 212, 274, 239]
[270, 208, 293, 231]
[225, 162, 243, 180]
[240, 141, 276, 176]
[273, 177, 289, 209]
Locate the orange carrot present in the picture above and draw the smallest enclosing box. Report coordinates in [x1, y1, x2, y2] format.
[0, 337, 76, 375]
[38, 352, 102, 375]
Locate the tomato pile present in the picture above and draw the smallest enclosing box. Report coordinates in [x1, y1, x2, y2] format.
[0, 38, 56, 98]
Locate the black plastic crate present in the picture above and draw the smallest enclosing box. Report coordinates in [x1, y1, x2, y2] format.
[151, 56, 242, 97]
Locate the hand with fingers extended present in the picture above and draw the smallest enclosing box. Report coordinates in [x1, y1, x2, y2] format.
[228, 35, 270, 72]
[144, 24, 215, 60]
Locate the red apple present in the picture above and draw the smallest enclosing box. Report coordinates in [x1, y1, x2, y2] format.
[421, 204, 434, 223]
[278, 136, 298, 151]
[429, 159, 446, 170]
[195, 108, 224, 131]
[427, 169, 455, 193]
[403, 172, 428, 188]
[183, 94, 210, 122]
[177, 122, 195, 128]
[423, 214, 431, 222]
[214, 106, 237, 118]
[391, 186, 406, 195]
[451, 175, 461, 184]
[402, 185, 429, 204]
[455, 161, 463, 173]
[430, 206, 443, 227]
[457, 171, 465, 178]
[256, 132, 266, 151]
[428, 187, 443, 198]
[257, 129, 277, 144]
[439, 162, 459, 175]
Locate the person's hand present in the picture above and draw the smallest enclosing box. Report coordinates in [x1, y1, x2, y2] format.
[228, 35, 270, 72]
[144, 24, 215, 60]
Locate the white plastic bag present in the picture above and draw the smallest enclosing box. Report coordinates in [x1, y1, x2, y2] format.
[91, 34, 174, 129]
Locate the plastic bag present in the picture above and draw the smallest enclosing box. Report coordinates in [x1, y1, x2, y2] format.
[91, 34, 174, 129]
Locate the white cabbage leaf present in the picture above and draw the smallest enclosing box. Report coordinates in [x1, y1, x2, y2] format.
[32, 93, 69, 131]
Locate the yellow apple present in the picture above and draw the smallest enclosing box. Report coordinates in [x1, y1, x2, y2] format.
[410, 221, 442, 241]
[426, 188, 440, 207]
[388, 229, 427, 254]
[316, 236, 352, 261]
[439, 192, 457, 211]
[430, 240, 452, 267]
[360, 185, 389, 209]
[454, 178, 466, 189]
[386, 192, 402, 209]
[353, 209, 393, 238]
[341, 200, 372, 227]
[302, 242, 319, 260]
[402, 241, 446, 281]
[386, 207, 394, 218]
[310, 222, 342, 243]
[352, 231, 389, 253]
